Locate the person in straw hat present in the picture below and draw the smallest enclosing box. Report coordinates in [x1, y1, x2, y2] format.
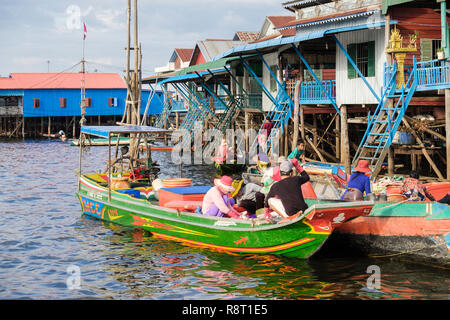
[202, 176, 241, 219]
[341, 159, 372, 201]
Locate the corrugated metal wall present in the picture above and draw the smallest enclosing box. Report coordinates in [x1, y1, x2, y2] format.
[335, 28, 386, 106]
[21, 89, 163, 117]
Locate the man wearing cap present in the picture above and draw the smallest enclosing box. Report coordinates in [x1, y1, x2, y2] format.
[202, 176, 242, 219]
[263, 160, 310, 221]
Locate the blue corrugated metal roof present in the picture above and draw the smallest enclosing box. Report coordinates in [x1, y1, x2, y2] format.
[0, 89, 24, 96]
[211, 30, 326, 61]
[157, 68, 227, 85]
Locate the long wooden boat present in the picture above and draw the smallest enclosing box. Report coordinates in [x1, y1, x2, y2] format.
[77, 174, 374, 259]
[76, 126, 375, 259]
[308, 189, 450, 266]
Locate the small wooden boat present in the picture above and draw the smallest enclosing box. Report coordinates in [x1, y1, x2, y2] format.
[76, 126, 375, 259]
[214, 162, 245, 176]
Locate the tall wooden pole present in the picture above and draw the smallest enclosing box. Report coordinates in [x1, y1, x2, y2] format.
[292, 80, 301, 150]
[446, 74, 450, 180]
[335, 114, 340, 161]
[340, 105, 351, 174]
[439, 0, 450, 180]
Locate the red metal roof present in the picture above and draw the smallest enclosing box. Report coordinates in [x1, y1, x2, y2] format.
[234, 31, 260, 42]
[266, 16, 297, 29]
[0, 73, 127, 90]
[175, 48, 194, 63]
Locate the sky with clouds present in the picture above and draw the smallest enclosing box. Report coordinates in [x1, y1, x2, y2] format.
[0, 0, 288, 78]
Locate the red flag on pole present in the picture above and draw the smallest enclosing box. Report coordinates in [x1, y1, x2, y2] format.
[83, 23, 87, 40]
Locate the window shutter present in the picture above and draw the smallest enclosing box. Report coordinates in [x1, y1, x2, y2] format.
[347, 44, 357, 79]
[108, 97, 113, 107]
[33, 98, 40, 108]
[420, 39, 433, 62]
[367, 41, 376, 77]
[85, 98, 91, 107]
[60, 98, 67, 108]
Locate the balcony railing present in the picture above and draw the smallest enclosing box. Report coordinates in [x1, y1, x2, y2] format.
[384, 58, 450, 93]
[170, 100, 187, 112]
[298, 80, 336, 105]
[415, 58, 450, 90]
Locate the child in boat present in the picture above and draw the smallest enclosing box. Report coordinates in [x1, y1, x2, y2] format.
[288, 139, 306, 164]
[264, 160, 310, 221]
[401, 171, 435, 201]
[341, 160, 372, 201]
[202, 176, 242, 219]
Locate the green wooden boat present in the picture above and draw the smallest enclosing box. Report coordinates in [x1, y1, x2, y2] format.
[76, 126, 375, 259]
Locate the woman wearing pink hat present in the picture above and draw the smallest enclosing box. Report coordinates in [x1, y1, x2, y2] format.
[202, 176, 242, 219]
[341, 160, 372, 201]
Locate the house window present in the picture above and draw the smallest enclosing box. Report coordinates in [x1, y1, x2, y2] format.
[108, 97, 118, 107]
[84, 97, 91, 107]
[421, 39, 442, 61]
[60, 98, 67, 108]
[33, 98, 40, 108]
[347, 41, 375, 79]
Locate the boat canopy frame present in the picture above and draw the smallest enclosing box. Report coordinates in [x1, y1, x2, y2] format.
[78, 125, 170, 201]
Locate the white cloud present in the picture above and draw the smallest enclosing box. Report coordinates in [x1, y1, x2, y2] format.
[0, 0, 289, 75]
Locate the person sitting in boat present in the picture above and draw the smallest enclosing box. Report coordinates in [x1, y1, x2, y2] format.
[248, 152, 270, 175]
[202, 176, 242, 219]
[231, 180, 264, 218]
[288, 139, 306, 164]
[263, 160, 310, 222]
[341, 160, 372, 201]
[58, 130, 67, 142]
[401, 171, 435, 201]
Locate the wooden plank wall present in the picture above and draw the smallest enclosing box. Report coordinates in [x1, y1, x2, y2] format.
[391, 7, 449, 66]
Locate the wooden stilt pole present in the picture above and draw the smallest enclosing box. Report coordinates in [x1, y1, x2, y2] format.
[388, 148, 394, 175]
[340, 105, 351, 174]
[73, 116, 76, 138]
[445, 81, 450, 180]
[244, 111, 249, 152]
[300, 105, 305, 140]
[48, 116, 51, 135]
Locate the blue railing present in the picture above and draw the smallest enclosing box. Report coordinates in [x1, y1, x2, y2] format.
[298, 80, 336, 104]
[415, 58, 450, 90]
[385, 58, 450, 93]
[170, 100, 187, 112]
